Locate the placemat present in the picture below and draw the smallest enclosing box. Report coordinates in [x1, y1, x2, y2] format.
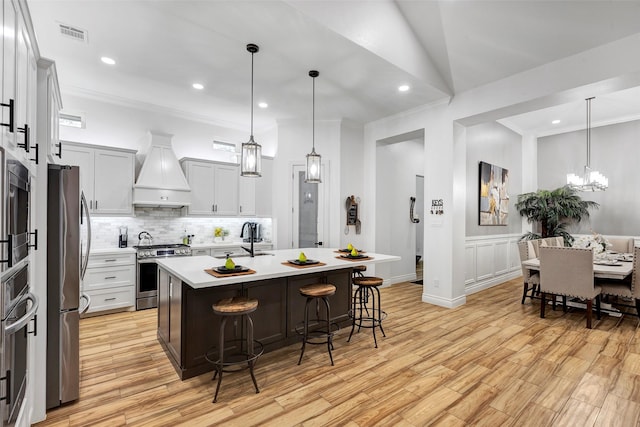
[281, 261, 327, 269]
[205, 268, 257, 278]
[336, 256, 373, 262]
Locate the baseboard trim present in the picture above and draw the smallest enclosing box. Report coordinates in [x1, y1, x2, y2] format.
[465, 271, 521, 295]
[422, 293, 467, 309]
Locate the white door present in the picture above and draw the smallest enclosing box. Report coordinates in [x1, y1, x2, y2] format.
[291, 164, 325, 248]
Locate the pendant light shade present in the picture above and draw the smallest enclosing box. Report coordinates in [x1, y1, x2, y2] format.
[566, 97, 608, 191]
[241, 43, 262, 177]
[305, 70, 321, 183]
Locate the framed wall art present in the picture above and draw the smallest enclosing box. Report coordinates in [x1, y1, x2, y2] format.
[479, 161, 509, 226]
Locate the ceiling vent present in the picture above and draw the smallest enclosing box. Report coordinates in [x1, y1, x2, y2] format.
[58, 23, 87, 43]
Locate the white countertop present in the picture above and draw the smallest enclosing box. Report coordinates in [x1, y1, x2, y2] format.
[189, 241, 272, 249]
[156, 248, 401, 289]
[90, 247, 137, 254]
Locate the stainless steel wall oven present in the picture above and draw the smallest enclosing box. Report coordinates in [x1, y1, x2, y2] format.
[1, 151, 32, 270]
[1, 264, 38, 427]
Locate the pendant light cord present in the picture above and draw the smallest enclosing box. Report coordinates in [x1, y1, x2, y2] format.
[250, 50, 254, 139]
[586, 97, 593, 168]
[312, 75, 315, 151]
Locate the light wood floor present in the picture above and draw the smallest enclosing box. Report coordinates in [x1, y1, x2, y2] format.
[36, 279, 640, 426]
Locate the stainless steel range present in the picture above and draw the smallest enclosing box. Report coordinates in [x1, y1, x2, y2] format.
[134, 243, 191, 310]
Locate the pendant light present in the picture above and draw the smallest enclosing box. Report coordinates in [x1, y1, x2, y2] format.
[566, 97, 608, 191]
[241, 43, 262, 177]
[305, 70, 321, 183]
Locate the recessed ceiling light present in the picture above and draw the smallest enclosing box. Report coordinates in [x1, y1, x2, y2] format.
[258, 102, 268, 109]
[192, 83, 204, 90]
[552, 119, 561, 124]
[100, 56, 116, 65]
[398, 85, 410, 92]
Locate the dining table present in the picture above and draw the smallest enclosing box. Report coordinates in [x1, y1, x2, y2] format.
[521, 257, 633, 280]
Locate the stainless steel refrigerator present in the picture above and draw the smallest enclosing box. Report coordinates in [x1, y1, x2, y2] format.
[46, 164, 91, 409]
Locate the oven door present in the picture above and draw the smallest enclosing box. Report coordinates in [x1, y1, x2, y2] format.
[5, 157, 30, 269]
[1, 291, 38, 427]
[136, 259, 158, 310]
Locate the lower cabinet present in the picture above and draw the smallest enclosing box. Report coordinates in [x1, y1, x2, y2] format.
[157, 268, 352, 379]
[83, 252, 135, 314]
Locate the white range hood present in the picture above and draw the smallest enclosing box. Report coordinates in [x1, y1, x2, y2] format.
[133, 131, 191, 207]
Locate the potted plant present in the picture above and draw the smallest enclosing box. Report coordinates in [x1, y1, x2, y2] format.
[515, 185, 599, 245]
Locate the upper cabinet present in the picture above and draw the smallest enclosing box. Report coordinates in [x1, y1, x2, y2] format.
[59, 141, 136, 215]
[239, 174, 256, 216]
[181, 158, 239, 216]
[2, 0, 38, 170]
[255, 157, 273, 217]
[37, 58, 62, 164]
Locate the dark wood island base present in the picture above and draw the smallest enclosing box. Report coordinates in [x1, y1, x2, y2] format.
[157, 267, 353, 380]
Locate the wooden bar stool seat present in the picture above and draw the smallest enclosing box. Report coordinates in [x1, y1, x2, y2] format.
[353, 265, 367, 278]
[205, 296, 264, 403]
[296, 283, 338, 366]
[348, 276, 387, 348]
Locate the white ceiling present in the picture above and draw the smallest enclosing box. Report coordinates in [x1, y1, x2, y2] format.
[27, 0, 640, 135]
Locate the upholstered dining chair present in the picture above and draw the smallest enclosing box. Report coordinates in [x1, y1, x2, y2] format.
[539, 246, 602, 329]
[604, 236, 635, 254]
[540, 236, 565, 249]
[598, 245, 640, 316]
[517, 240, 540, 304]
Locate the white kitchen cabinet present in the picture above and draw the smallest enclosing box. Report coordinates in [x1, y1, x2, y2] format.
[181, 158, 239, 216]
[59, 141, 136, 215]
[37, 58, 62, 163]
[83, 251, 135, 314]
[1, 0, 38, 170]
[239, 174, 256, 216]
[255, 157, 273, 217]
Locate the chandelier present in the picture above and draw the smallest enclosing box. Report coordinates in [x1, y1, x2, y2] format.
[566, 97, 608, 191]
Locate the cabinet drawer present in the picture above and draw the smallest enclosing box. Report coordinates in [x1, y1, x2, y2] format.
[85, 286, 135, 313]
[192, 248, 210, 256]
[84, 265, 135, 290]
[87, 252, 135, 268]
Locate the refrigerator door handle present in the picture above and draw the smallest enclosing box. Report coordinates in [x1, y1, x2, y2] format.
[79, 293, 91, 315]
[5, 293, 39, 335]
[80, 191, 92, 280]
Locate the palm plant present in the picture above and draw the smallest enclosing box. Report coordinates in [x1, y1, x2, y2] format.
[515, 185, 599, 245]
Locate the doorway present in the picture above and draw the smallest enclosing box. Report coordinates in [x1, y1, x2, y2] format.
[291, 164, 325, 248]
[415, 175, 424, 283]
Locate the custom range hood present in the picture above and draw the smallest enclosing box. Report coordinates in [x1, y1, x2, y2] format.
[133, 131, 191, 207]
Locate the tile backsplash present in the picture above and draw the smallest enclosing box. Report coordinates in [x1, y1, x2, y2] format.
[90, 207, 272, 248]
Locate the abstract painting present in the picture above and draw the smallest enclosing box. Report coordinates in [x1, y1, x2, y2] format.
[479, 161, 509, 226]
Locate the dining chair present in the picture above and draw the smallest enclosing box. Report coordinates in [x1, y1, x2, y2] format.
[517, 240, 540, 304]
[539, 246, 602, 329]
[604, 236, 635, 254]
[598, 246, 640, 316]
[540, 236, 565, 248]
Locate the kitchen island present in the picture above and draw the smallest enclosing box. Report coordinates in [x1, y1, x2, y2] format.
[155, 248, 400, 379]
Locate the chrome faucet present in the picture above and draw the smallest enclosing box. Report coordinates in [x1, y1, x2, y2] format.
[138, 231, 153, 246]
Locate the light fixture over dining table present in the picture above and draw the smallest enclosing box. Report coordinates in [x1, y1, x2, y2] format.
[566, 97, 608, 191]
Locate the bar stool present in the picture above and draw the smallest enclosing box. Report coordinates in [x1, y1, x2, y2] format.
[205, 296, 264, 403]
[296, 283, 337, 366]
[348, 276, 387, 348]
[353, 265, 367, 278]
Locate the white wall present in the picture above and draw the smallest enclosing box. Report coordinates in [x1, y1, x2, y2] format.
[59, 93, 268, 161]
[339, 120, 366, 250]
[537, 119, 640, 236]
[375, 138, 423, 283]
[272, 118, 342, 249]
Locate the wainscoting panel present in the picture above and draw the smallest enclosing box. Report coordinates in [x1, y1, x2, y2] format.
[465, 234, 521, 295]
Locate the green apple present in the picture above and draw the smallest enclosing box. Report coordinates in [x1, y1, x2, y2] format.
[225, 257, 235, 269]
[298, 252, 307, 262]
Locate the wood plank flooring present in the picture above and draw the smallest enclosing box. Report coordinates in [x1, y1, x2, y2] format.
[36, 279, 640, 426]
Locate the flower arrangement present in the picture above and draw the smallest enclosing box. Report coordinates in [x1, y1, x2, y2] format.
[572, 231, 611, 258]
[214, 227, 229, 241]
